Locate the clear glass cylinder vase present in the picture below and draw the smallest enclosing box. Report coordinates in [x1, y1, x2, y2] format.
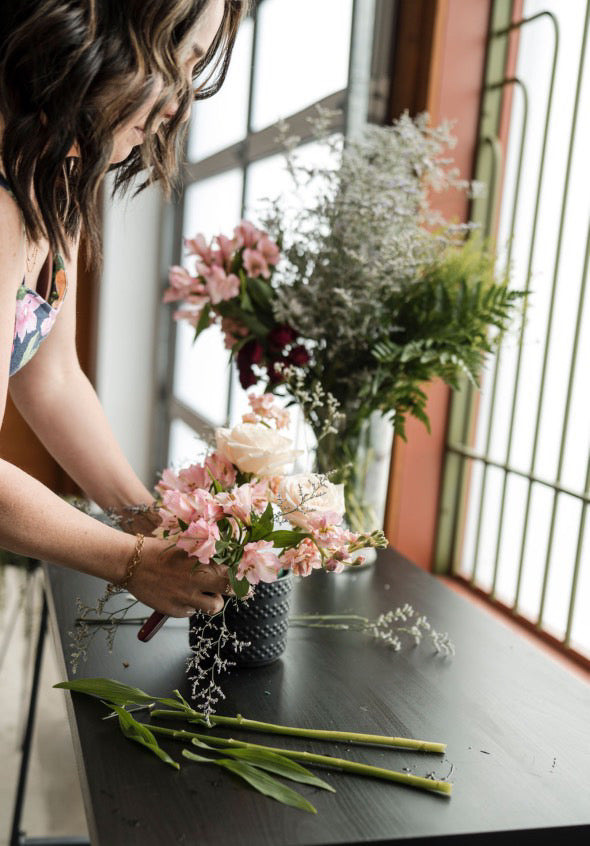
[313, 411, 394, 560]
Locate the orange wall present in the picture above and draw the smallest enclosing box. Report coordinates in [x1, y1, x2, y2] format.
[385, 0, 493, 568]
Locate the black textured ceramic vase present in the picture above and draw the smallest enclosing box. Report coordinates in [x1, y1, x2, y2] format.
[189, 572, 293, 668]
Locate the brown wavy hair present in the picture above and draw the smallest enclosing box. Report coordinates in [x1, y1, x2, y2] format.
[0, 0, 249, 258]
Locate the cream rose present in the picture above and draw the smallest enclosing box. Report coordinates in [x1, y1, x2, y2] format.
[215, 423, 301, 476]
[272, 473, 345, 528]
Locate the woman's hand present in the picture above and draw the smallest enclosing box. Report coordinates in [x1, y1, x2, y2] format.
[107, 502, 161, 536]
[127, 537, 229, 618]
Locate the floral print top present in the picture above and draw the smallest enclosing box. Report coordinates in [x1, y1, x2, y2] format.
[0, 174, 68, 376]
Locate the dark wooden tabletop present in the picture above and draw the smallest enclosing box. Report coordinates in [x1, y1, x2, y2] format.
[45, 548, 590, 846]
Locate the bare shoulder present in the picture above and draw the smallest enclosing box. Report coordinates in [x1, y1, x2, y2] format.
[0, 187, 25, 292]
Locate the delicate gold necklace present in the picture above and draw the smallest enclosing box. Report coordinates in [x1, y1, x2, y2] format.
[25, 235, 39, 275]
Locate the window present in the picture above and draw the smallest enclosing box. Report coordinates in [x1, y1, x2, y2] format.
[154, 0, 393, 473]
[439, 0, 590, 662]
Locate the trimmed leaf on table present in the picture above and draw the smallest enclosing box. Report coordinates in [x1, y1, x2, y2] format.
[182, 750, 317, 813]
[110, 704, 180, 770]
[189, 737, 334, 792]
[54, 678, 183, 711]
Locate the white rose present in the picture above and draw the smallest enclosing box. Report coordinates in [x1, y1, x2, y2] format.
[273, 474, 345, 528]
[215, 423, 302, 476]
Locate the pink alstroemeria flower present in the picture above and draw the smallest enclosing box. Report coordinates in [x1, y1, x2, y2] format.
[154, 490, 200, 537]
[155, 468, 186, 496]
[15, 293, 41, 342]
[177, 463, 211, 492]
[164, 266, 204, 303]
[306, 512, 353, 548]
[257, 234, 280, 266]
[203, 265, 240, 304]
[237, 540, 282, 585]
[185, 234, 216, 266]
[216, 234, 238, 267]
[204, 451, 237, 489]
[243, 248, 270, 280]
[234, 220, 262, 249]
[176, 518, 220, 564]
[173, 305, 206, 328]
[190, 488, 225, 523]
[280, 537, 322, 577]
[216, 483, 255, 525]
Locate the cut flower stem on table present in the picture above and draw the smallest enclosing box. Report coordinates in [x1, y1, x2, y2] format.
[54, 677, 453, 810]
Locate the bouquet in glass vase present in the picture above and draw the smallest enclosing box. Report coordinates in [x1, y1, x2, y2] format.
[165, 109, 523, 534]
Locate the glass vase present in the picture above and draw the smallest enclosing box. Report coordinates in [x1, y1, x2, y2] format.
[314, 411, 394, 562]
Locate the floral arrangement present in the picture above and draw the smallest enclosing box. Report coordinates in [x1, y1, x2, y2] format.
[152, 392, 385, 600]
[166, 223, 307, 391]
[165, 109, 523, 530]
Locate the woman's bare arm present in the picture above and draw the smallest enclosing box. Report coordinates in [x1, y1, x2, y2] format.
[8, 235, 155, 510]
[0, 201, 226, 616]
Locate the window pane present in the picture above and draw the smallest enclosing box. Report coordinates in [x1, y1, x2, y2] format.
[244, 136, 342, 225]
[183, 168, 243, 240]
[173, 322, 231, 426]
[168, 418, 209, 469]
[188, 17, 253, 161]
[173, 169, 243, 424]
[251, 0, 353, 132]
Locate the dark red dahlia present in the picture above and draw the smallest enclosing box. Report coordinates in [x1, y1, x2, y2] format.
[287, 344, 310, 367]
[267, 324, 296, 352]
[237, 339, 264, 368]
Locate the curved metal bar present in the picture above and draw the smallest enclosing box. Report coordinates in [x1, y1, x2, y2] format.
[520, 2, 588, 627]
[467, 80, 528, 592]
[565, 450, 590, 646]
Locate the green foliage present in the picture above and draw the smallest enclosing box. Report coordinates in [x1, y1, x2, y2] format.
[110, 704, 180, 770]
[256, 109, 524, 445]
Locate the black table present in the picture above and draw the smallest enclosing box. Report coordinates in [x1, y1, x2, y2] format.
[39, 549, 590, 845]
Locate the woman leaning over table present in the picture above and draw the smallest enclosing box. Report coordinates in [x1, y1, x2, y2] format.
[0, 0, 248, 617]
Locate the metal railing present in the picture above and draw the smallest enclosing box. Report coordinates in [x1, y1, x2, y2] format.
[435, 0, 590, 669]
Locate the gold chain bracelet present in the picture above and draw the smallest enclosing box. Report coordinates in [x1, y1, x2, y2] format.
[107, 533, 145, 593]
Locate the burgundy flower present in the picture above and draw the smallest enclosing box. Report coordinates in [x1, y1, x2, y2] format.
[267, 324, 296, 352]
[287, 345, 310, 367]
[237, 340, 264, 389]
[237, 339, 264, 369]
[238, 364, 257, 389]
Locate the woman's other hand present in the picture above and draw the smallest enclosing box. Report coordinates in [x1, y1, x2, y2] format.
[107, 502, 161, 536]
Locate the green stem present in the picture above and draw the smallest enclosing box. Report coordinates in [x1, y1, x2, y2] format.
[148, 725, 451, 796]
[149, 710, 446, 754]
[288, 614, 370, 623]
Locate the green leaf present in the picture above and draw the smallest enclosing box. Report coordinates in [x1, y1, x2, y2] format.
[266, 529, 308, 548]
[182, 751, 316, 813]
[219, 760, 317, 813]
[187, 737, 333, 791]
[247, 276, 274, 313]
[54, 678, 183, 710]
[177, 518, 189, 531]
[239, 271, 254, 311]
[228, 568, 251, 599]
[220, 747, 334, 792]
[110, 704, 180, 770]
[250, 502, 274, 540]
[193, 302, 211, 340]
[55, 678, 156, 706]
